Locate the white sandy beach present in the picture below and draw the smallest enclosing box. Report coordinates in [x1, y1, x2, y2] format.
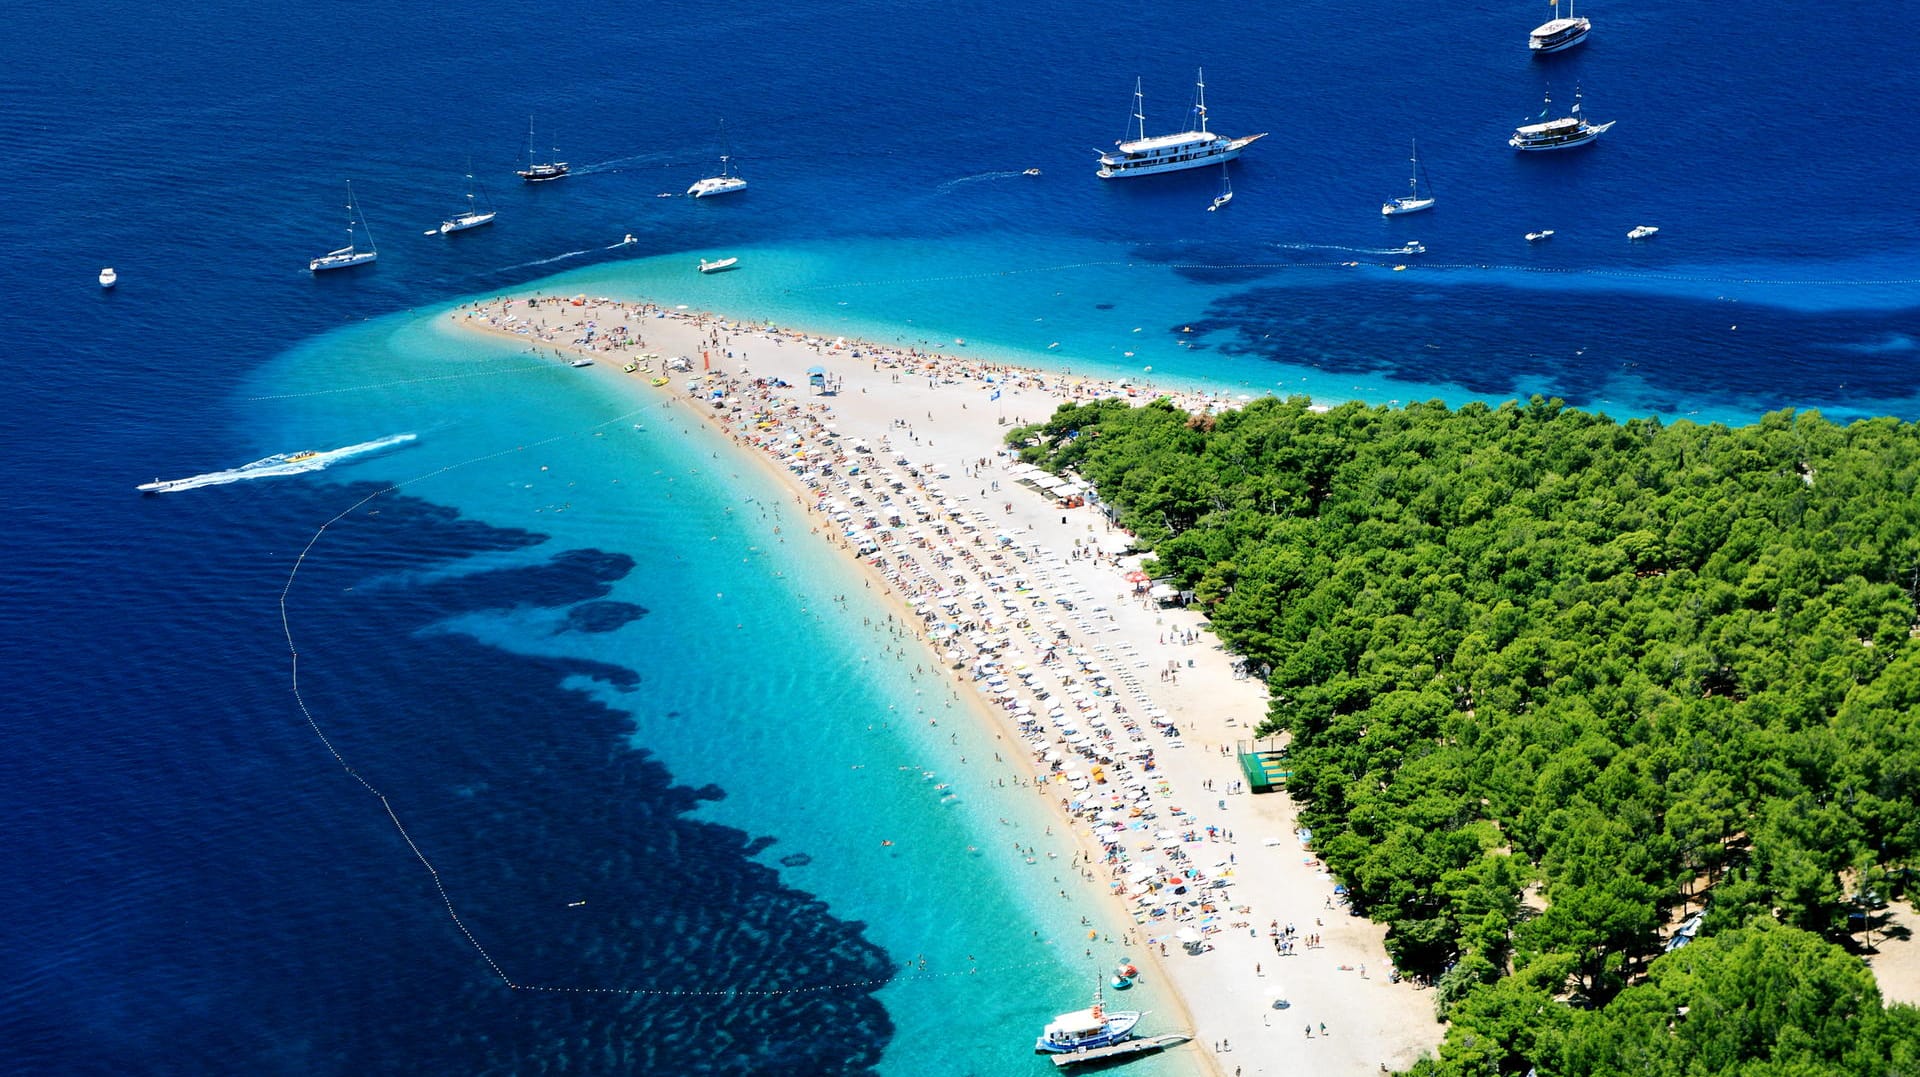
[447, 288, 1446, 1075]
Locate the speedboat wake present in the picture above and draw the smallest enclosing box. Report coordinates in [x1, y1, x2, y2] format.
[136, 433, 417, 494]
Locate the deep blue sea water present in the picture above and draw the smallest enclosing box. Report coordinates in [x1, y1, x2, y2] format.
[6, 0, 1919, 1073]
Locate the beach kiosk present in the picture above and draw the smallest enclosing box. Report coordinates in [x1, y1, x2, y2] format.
[807, 364, 828, 394]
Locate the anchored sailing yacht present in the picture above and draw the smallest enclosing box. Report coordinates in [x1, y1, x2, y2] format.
[1509, 87, 1613, 151]
[438, 165, 496, 233]
[1530, 0, 1591, 54]
[516, 118, 569, 182]
[1381, 139, 1435, 215]
[688, 120, 747, 198]
[309, 181, 378, 272]
[1096, 69, 1266, 179]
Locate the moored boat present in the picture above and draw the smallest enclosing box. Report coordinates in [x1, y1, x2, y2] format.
[1627, 224, 1659, 239]
[1530, 0, 1591, 54]
[99, 267, 117, 288]
[698, 257, 740, 273]
[1097, 69, 1265, 179]
[1382, 139, 1436, 215]
[438, 164, 496, 233]
[1034, 984, 1143, 1054]
[309, 181, 378, 272]
[1509, 87, 1613, 151]
[688, 120, 748, 198]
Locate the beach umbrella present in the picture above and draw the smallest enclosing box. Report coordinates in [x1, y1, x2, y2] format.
[1124, 570, 1150, 583]
[1174, 927, 1202, 944]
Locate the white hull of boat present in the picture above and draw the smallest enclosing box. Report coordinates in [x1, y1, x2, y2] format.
[1382, 197, 1435, 216]
[1098, 135, 1262, 179]
[698, 257, 740, 273]
[1628, 225, 1659, 240]
[1510, 119, 1613, 151]
[99, 268, 117, 288]
[1530, 19, 1591, 53]
[439, 211, 497, 234]
[1526, 229, 1556, 242]
[688, 176, 748, 198]
[310, 248, 377, 272]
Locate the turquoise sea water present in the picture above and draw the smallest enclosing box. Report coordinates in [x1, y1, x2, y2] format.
[250, 312, 1180, 1074]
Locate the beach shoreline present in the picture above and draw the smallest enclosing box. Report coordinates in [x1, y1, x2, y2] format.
[445, 290, 1447, 1075]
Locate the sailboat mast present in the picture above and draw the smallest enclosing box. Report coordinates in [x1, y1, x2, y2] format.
[1195, 67, 1209, 134]
[526, 116, 536, 167]
[1409, 139, 1419, 196]
[1131, 78, 1147, 143]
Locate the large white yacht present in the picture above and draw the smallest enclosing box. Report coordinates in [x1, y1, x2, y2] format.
[1530, 0, 1591, 54]
[1096, 69, 1265, 179]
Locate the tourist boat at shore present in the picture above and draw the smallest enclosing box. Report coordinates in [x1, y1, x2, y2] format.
[1530, 0, 1591, 54]
[688, 120, 747, 198]
[516, 118, 569, 182]
[98, 267, 117, 288]
[437, 166, 496, 234]
[1628, 224, 1659, 240]
[1034, 984, 1143, 1054]
[1509, 88, 1613, 151]
[1381, 139, 1435, 216]
[1096, 69, 1266, 179]
[309, 181, 378, 273]
[698, 257, 740, 273]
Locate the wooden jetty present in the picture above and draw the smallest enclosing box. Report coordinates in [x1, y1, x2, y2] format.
[1050, 1033, 1192, 1069]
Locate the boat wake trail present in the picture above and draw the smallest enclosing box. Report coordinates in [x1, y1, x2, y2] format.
[935, 170, 1029, 193]
[1277, 242, 1420, 256]
[138, 433, 417, 493]
[496, 249, 594, 272]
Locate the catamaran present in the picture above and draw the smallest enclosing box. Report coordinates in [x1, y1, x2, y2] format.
[516, 118, 569, 183]
[1096, 68, 1266, 179]
[309, 181, 378, 273]
[1530, 0, 1591, 54]
[688, 120, 747, 198]
[1381, 139, 1435, 215]
[1509, 87, 1613, 151]
[437, 164, 496, 234]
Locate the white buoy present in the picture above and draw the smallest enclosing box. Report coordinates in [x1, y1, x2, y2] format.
[99, 267, 117, 288]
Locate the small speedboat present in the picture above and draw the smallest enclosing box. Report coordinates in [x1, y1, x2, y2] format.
[570, 357, 594, 367]
[1397, 241, 1426, 255]
[1023, 168, 1042, 176]
[1110, 960, 1140, 989]
[1526, 229, 1556, 242]
[136, 477, 178, 493]
[1628, 224, 1660, 240]
[99, 267, 117, 288]
[698, 257, 740, 274]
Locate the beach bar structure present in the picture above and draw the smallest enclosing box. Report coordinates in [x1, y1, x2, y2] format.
[1236, 737, 1289, 794]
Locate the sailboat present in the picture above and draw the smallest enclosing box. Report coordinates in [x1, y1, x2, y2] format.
[1530, 0, 1591, 54]
[516, 117, 570, 182]
[1208, 164, 1233, 211]
[309, 181, 378, 273]
[436, 164, 496, 234]
[687, 120, 747, 198]
[1381, 139, 1435, 215]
